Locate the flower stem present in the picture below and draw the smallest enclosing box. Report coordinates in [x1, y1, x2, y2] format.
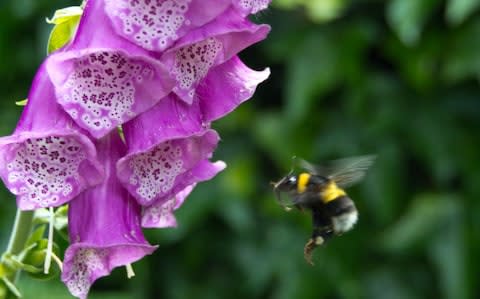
[5, 209, 34, 282]
[50, 252, 63, 272]
[125, 264, 135, 279]
[43, 207, 54, 274]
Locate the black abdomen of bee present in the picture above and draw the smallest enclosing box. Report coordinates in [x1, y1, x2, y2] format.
[325, 196, 358, 234]
[325, 195, 356, 216]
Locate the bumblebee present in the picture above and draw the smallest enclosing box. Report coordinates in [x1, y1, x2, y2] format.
[272, 155, 375, 265]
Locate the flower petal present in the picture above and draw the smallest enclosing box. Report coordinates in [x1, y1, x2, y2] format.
[118, 128, 222, 206]
[121, 94, 205, 148]
[117, 95, 224, 205]
[62, 132, 156, 299]
[47, 50, 172, 139]
[232, 0, 271, 16]
[162, 7, 271, 103]
[141, 158, 226, 227]
[198, 55, 270, 122]
[47, 0, 174, 139]
[103, 0, 232, 51]
[0, 64, 103, 210]
[141, 184, 195, 228]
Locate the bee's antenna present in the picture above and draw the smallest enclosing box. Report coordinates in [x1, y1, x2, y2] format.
[288, 155, 297, 175]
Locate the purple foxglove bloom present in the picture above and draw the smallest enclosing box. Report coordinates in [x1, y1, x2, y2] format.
[103, 0, 233, 52]
[198, 55, 270, 122]
[162, 7, 270, 103]
[116, 94, 226, 206]
[232, 0, 271, 16]
[142, 184, 195, 228]
[46, 0, 174, 139]
[62, 132, 157, 299]
[0, 64, 103, 210]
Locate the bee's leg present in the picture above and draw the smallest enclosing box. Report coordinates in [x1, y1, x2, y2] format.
[304, 208, 333, 265]
[303, 238, 316, 265]
[304, 226, 333, 265]
[295, 204, 304, 212]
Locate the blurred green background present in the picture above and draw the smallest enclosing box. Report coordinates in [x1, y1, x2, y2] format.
[1, 0, 480, 298]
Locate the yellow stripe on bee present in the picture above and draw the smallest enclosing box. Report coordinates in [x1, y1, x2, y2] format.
[297, 173, 311, 193]
[321, 181, 346, 203]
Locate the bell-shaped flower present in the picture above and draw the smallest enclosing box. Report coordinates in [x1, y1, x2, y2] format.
[62, 132, 157, 299]
[103, 0, 233, 52]
[0, 64, 104, 210]
[161, 6, 270, 103]
[116, 94, 226, 206]
[232, 0, 272, 16]
[197, 55, 270, 122]
[142, 184, 195, 228]
[46, 0, 175, 139]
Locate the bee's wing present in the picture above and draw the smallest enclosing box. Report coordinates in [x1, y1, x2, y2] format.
[326, 155, 376, 188]
[298, 155, 376, 188]
[297, 158, 329, 176]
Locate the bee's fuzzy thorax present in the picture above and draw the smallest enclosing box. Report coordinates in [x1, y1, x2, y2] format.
[321, 181, 347, 203]
[297, 173, 311, 193]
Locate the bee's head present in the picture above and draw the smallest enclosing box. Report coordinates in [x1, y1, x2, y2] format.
[272, 174, 297, 193]
[271, 174, 297, 209]
[272, 157, 299, 207]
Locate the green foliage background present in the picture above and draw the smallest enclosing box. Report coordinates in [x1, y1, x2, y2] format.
[1, 0, 480, 298]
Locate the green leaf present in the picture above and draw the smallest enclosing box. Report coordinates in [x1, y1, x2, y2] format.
[53, 205, 68, 218]
[13, 263, 42, 275]
[443, 19, 480, 83]
[46, 7, 82, 54]
[32, 209, 50, 225]
[271, 0, 299, 9]
[407, 108, 458, 185]
[284, 21, 373, 124]
[446, 0, 480, 25]
[1, 277, 21, 298]
[15, 99, 27, 106]
[361, 144, 406, 225]
[387, 0, 441, 45]
[0, 282, 6, 299]
[380, 193, 460, 253]
[252, 112, 293, 163]
[285, 32, 340, 123]
[25, 225, 46, 247]
[53, 206, 68, 231]
[117, 126, 125, 143]
[33, 207, 68, 231]
[45, 6, 82, 25]
[363, 268, 421, 299]
[22, 240, 60, 280]
[272, 0, 348, 22]
[428, 200, 468, 299]
[303, 0, 348, 23]
[384, 31, 442, 91]
[47, 17, 80, 54]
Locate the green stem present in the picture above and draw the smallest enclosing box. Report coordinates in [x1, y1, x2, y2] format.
[4, 209, 34, 282]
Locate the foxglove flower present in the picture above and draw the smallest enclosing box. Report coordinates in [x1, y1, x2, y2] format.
[0, 64, 103, 210]
[142, 184, 195, 228]
[46, 0, 175, 139]
[161, 6, 270, 103]
[116, 94, 226, 206]
[198, 55, 270, 122]
[103, 0, 233, 52]
[232, 0, 272, 16]
[62, 132, 157, 299]
[0, 0, 273, 297]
